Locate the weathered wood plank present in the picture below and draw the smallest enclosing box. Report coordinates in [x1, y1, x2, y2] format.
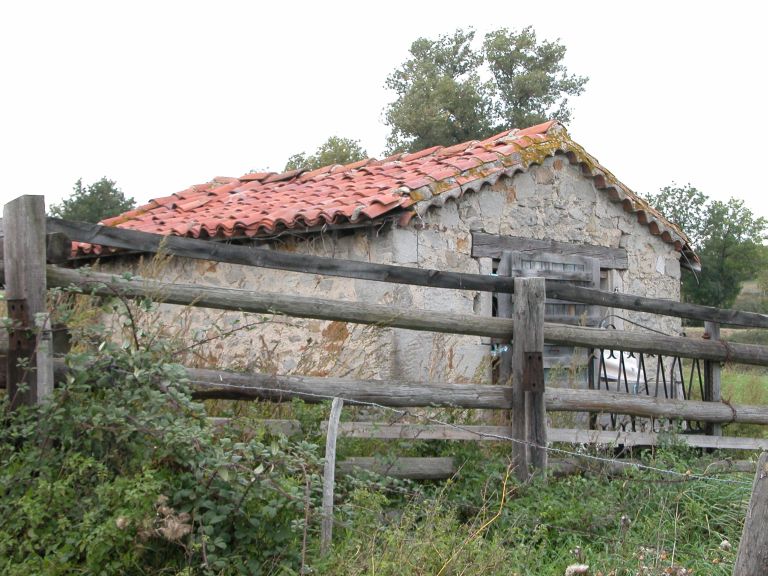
[331, 423, 768, 451]
[185, 366, 512, 408]
[338, 457, 456, 480]
[514, 276, 546, 478]
[733, 452, 768, 575]
[507, 268, 594, 283]
[44, 266, 768, 366]
[49, 217, 519, 295]
[3, 196, 52, 407]
[4, 199, 47, 323]
[545, 388, 768, 425]
[548, 428, 768, 451]
[10, 346, 768, 428]
[321, 398, 343, 555]
[44, 232, 73, 264]
[46, 266, 515, 340]
[181, 365, 768, 425]
[337, 455, 756, 480]
[47, 217, 768, 328]
[0, 232, 71, 265]
[705, 322, 723, 437]
[548, 457, 756, 477]
[333, 422, 512, 440]
[545, 281, 768, 329]
[471, 232, 629, 269]
[207, 418, 302, 436]
[542, 324, 768, 367]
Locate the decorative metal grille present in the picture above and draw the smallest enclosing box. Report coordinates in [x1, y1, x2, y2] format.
[589, 348, 710, 433]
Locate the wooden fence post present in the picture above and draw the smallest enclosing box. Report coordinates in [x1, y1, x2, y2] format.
[512, 277, 546, 480]
[320, 398, 344, 555]
[495, 253, 524, 477]
[3, 195, 52, 408]
[704, 321, 722, 437]
[733, 452, 768, 575]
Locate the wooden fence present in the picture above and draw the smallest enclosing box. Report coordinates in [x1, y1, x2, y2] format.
[3, 196, 768, 456]
[4, 195, 768, 571]
[4, 195, 768, 457]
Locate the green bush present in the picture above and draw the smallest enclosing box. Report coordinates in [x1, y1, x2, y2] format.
[0, 344, 324, 575]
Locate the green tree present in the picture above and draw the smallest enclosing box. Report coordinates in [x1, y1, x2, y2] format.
[284, 136, 367, 171]
[50, 177, 135, 223]
[483, 28, 589, 130]
[646, 185, 767, 309]
[645, 184, 709, 247]
[686, 198, 767, 308]
[384, 27, 588, 153]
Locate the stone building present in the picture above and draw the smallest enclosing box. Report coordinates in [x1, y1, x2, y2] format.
[76, 120, 696, 387]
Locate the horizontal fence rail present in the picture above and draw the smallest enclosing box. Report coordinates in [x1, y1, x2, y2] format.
[193, 370, 768, 425]
[48, 218, 524, 295]
[20, 360, 766, 425]
[211, 417, 768, 453]
[47, 217, 768, 328]
[329, 423, 768, 451]
[338, 457, 457, 480]
[337, 456, 759, 480]
[209, 416, 768, 458]
[44, 266, 768, 367]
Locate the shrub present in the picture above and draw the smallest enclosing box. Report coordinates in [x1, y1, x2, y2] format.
[0, 343, 324, 575]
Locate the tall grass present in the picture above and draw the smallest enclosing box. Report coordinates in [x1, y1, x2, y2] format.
[318, 446, 752, 575]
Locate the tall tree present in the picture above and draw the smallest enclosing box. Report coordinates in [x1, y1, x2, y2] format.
[50, 177, 135, 223]
[384, 27, 588, 154]
[646, 185, 767, 309]
[483, 28, 589, 130]
[284, 136, 367, 171]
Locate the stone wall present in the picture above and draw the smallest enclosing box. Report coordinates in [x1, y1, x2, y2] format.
[102, 154, 682, 387]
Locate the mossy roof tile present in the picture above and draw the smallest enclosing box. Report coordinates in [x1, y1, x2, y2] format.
[74, 120, 696, 264]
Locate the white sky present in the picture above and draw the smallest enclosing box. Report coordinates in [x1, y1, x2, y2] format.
[1, 1, 767, 220]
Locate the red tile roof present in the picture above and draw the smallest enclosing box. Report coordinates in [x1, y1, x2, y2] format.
[75, 120, 696, 262]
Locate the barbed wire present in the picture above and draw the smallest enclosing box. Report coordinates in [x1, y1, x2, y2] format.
[184, 378, 756, 487]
